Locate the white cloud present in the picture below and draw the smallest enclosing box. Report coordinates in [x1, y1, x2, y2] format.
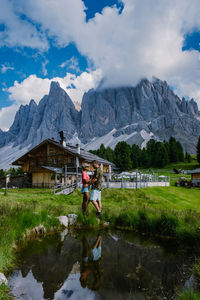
[15, 0, 200, 107]
[41, 59, 49, 76]
[1, 0, 200, 109]
[1, 63, 14, 74]
[0, 104, 18, 131]
[0, 0, 48, 50]
[6, 70, 101, 104]
[59, 57, 80, 73]
[0, 69, 102, 130]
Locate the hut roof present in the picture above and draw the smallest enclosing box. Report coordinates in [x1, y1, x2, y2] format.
[12, 138, 115, 167]
[187, 168, 200, 174]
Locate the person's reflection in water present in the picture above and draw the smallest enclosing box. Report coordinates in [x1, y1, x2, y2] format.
[80, 235, 103, 291]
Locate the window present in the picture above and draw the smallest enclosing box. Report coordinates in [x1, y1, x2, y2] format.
[68, 157, 74, 164]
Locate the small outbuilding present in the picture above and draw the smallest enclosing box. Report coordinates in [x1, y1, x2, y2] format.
[187, 168, 200, 186]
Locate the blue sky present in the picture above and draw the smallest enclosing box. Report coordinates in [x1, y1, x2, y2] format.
[0, 0, 123, 110]
[1, 0, 200, 130]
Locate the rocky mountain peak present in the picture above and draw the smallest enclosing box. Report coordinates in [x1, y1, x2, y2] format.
[0, 77, 200, 169]
[49, 81, 60, 92]
[29, 99, 37, 107]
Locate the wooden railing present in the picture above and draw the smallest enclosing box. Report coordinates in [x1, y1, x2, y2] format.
[54, 183, 77, 195]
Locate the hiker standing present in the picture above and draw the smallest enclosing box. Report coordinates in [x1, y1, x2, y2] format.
[81, 163, 91, 215]
[90, 160, 103, 219]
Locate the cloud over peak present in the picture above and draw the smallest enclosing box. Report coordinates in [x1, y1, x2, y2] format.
[4, 0, 199, 101]
[1, 0, 200, 130]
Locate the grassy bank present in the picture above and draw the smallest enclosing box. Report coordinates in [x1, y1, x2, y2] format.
[178, 290, 200, 300]
[0, 186, 200, 298]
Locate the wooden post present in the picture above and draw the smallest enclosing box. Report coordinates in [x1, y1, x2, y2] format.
[76, 157, 79, 188]
[108, 165, 112, 180]
[136, 169, 138, 189]
[107, 175, 109, 188]
[64, 165, 67, 186]
[4, 174, 10, 196]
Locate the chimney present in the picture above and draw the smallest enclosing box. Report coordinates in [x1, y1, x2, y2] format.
[59, 131, 66, 147]
[63, 139, 66, 147]
[76, 143, 80, 154]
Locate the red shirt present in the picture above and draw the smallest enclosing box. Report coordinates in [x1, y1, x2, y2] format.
[82, 171, 90, 184]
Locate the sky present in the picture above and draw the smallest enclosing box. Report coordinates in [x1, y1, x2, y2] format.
[1, 0, 200, 131]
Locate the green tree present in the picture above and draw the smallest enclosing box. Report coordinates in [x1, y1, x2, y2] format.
[131, 144, 142, 168]
[169, 137, 178, 163]
[154, 142, 168, 168]
[15, 167, 24, 175]
[146, 139, 156, 165]
[140, 148, 150, 168]
[0, 169, 5, 178]
[185, 152, 191, 163]
[114, 141, 132, 171]
[163, 140, 170, 162]
[6, 167, 23, 176]
[98, 144, 106, 158]
[176, 141, 184, 162]
[105, 147, 114, 162]
[197, 136, 200, 165]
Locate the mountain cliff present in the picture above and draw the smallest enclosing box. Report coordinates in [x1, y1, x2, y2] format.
[81, 79, 200, 152]
[0, 78, 200, 168]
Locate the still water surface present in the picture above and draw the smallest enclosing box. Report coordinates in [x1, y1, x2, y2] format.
[9, 230, 195, 300]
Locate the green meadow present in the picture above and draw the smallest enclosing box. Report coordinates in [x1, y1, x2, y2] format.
[0, 185, 200, 299]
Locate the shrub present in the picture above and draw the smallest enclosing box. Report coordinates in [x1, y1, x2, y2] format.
[153, 213, 179, 236]
[115, 211, 138, 228]
[137, 210, 152, 232]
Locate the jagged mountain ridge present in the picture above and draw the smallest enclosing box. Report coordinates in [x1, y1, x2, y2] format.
[0, 78, 200, 168]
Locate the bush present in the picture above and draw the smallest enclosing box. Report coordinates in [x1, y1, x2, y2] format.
[115, 211, 138, 228]
[137, 210, 152, 232]
[153, 213, 179, 236]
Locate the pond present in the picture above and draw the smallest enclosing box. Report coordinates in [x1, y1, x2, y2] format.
[8, 229, 196, 300]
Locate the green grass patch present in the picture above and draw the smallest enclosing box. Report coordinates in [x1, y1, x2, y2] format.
[178, 290, 200, 300]
[0, 284, 12, 300]
[194, 259, 200, 285]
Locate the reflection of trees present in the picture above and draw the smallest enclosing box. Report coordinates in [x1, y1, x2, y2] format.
[17, 232, 192, 300]
[19, 235, 81, 299]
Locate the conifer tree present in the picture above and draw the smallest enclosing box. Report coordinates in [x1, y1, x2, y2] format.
[114, 141, 132, 171]
[105, 147, 114, 162]
[169, 137, 178, 162]
[154, 142, 168, 168]
[131, 144, 141, 168]
[176, 141, 184, 162]
[197, 136, 200, 165]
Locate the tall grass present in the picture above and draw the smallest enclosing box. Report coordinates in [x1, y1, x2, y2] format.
[0, 201, 59, 272]
[178, 290, 200, 300]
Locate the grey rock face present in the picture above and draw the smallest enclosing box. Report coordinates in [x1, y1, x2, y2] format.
[80, 78, 200, 152]
[0, 78, 200, 161]
[24, 81, 80, 147]
[0, 82, 80, 151]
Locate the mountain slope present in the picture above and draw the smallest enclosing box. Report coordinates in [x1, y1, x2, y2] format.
[0, 78, 200, 168]
[80, 79, 200, 152]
